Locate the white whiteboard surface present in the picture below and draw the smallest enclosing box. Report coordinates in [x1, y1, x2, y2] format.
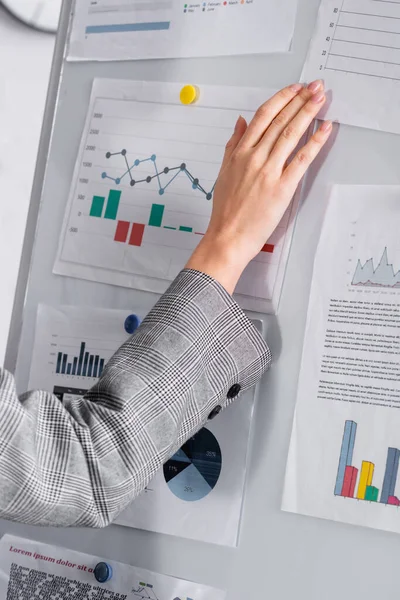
[5, 0, 400, 598]
[0, 14, 53, 365]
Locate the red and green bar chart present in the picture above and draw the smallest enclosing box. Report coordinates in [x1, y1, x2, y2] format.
[335, 420, 400, 506]
[89, 187, 275, 254]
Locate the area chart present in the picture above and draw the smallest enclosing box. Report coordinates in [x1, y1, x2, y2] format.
[352, 248, 400, 289]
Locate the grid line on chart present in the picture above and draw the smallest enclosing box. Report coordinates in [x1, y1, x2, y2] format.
[329, 52, 400, 66]
[324, 1, 400, 80]
[102, 131, 227, 148]
[105, 114, 233, 132]
[325, 66, 400, 80]
[341, 10, 400, 19]
[337, 23, 400, 33]
[334, 38, 400, 50]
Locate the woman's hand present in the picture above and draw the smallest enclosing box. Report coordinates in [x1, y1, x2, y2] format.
[186, 80, 331, 294]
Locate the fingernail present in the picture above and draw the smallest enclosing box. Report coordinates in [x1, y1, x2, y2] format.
[290, 83, 303, 92]
[234, 116, 242, 132]
[320, 120, 332, 132]
[307, 79, 323, 93]
[311, 91, 325, 104]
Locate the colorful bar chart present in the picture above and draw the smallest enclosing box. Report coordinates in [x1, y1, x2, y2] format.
[90, 189, 276, 254]
[56, 341, 106, 378]
[335, 420, 400, 507]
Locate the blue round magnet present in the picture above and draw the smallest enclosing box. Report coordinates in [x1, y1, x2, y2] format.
[124, 314, 141, 334]
[94, 562, 113, 583]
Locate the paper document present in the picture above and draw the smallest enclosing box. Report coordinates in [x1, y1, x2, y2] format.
[283, 185, 400, 535]
[302, 0, 400, 134]
[27, 304, 259, 546]
[0, 534, 225, 598]
[54, 79, 301, 314]
[67, 0, 296, 61]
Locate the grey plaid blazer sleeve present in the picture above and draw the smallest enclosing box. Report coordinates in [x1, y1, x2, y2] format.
[0, 269, 271, 527]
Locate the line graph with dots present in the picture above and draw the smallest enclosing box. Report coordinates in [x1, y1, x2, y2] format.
[102, 148, 216, 199]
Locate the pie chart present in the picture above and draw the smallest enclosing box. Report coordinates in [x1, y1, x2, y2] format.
[163, 428, 222, 502]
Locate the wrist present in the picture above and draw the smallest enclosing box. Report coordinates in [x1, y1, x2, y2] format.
[185, 234, 247, 295]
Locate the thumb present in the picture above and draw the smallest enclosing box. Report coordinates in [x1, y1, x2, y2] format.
[221, 116, 247, 169]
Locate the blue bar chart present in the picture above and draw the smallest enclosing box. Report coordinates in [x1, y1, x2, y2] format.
[28, 306, 144, 396]
[56, 341, 106, 378]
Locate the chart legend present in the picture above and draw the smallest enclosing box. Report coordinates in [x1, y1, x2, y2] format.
[133, 582, 159, 600]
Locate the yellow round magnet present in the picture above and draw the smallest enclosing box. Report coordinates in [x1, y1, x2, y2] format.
[180, 85, 199, 105]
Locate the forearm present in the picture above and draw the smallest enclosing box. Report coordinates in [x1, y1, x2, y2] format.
[0, 269, 270, 527]
[186, 236, 248, 295]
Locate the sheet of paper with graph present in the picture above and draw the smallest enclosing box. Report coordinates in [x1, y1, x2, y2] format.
[26, 305, 258, 546]
[282, 185, 400, 534]
[54, 79, 302, 314]
[302, 0, 400, 134]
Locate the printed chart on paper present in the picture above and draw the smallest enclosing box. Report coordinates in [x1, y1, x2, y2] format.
[116, 385, 255, 546]
[28, 303, 258, 546]
[302, 0, 400, 134]
[283, 185, 400, 536]
[27, 305, 141, 399]
[334, 420, 400, 507]
[55, 80, 300, 313]
[67, 0, 297, 61]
